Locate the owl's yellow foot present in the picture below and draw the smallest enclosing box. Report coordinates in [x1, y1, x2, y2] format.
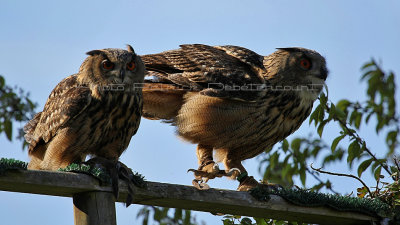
[236, 175, 282, 192]
[84, 157, 140, 207]
[188, 160, 240, 190]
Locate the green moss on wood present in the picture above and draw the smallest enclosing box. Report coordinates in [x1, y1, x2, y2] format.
[59, 163, 146, 188]
[0, 158, 28, 174]
[250, 185, 392, 218]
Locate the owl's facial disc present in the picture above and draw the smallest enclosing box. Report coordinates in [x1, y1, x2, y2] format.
[100, 59, 122, 83]
[101, 57, 137, 84]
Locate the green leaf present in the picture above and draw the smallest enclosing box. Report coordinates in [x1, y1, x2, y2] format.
[4, 119, 12, 141]
[370, 159, 386, 173]
[174, 208, 182, 221]
[153, 208, 162, 221]
[349, 110, 358, 125]
[161, 207, 169, 220]
[275, 220, 286, 225]
[318, 104, 325, 122]
[365, 111, 374, 124]
[281, 139, 289, 152]
[357, 186, 368, 198]
[281, 163, 292, 179]
[335, 108, 347, 121]
[386, 130, 398, 154]
[240, 217, 253, 225]
[223, 219, 234, 225]
[254, 218, 268, 225]
[0, 75, 4, 88]
[390, 166, 398, 174]
[317, 120, 328, 137]
[354, 112, 362, 129]
[374, 166, 382, 181]
[291, 138, 302, 152]
[309, 104, 321, 126]
[328, 103, 336, 120]
[319, 92, 327, 106]
[375, 119, 385, 133]
[347, 140, 361, 165]
[331, 135, 345, 152]
[299, 167, 306, 186]
[269, 152, 279, 168]
[361, 60, 376, 71]
[357, 158, 374, 177]
[336, 99, 351, 112]
[183, 210, 191, 225]
[311, 182, 325, 191]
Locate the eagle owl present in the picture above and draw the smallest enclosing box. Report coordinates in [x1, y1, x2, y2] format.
[24, 46, 145, 178]
[141, 44, 328, 191]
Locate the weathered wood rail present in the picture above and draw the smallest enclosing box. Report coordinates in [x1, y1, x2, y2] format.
[0, 169, 379, 225]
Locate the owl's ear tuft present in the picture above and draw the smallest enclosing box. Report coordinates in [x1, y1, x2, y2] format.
[126, 45, 135, 54]
[86, 50, 104, 56]
[276, 47, 303, 53]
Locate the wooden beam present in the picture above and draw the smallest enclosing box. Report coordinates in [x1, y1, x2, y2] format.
[0, 170, 378, 225]
[73, 192, 116, 225]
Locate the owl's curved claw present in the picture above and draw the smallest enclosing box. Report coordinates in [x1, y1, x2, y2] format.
[192, 179, 210, 190]
[188, 162, 242, 189]
[187, 168, 197, 173]
[225, 168, 241, 176]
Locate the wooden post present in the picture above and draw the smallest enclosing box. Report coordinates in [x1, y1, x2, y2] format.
[73, 191, 116, 225]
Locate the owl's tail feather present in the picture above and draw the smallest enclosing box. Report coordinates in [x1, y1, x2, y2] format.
[142, 82, 186, 121]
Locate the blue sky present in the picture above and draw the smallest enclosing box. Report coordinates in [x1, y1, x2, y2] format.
[1, 0, 399, 224]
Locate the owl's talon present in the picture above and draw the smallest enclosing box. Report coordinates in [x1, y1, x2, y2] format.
[213, 163, 219, 170]
[225, 168, 241, 176]
[192, 179, 210, 190]
[187, 168, 196, 173]
[237, 176, 259, 191]
[188, 162, 241, 190]
[83, 157, 136, 206]
[236, 176, 283, 192]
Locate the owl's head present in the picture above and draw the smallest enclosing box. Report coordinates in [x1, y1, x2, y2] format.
[264, 47, 328, 100]
[78, 45, 145, 87]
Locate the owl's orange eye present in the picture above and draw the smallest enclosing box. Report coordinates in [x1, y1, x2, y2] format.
[299, 58, 312, 70]
[126, 61, 136, 71]
[102, 60, 114, 70]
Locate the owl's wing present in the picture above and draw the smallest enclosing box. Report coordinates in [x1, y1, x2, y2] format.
[142, 44, 266, 101]
[24, 75, 92, 152]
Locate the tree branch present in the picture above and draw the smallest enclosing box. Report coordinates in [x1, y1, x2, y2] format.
[306, 167, 339, 194]
[324, 103, 393, 178]
[310, 163, 373, 197]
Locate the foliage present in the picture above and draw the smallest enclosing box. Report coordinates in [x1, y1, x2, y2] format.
[0, 157, 28, 175]
[222, 216, 305, 225]
[0, 75, 36, 145]
[256, 59, 399, 224]
[249, 186, 391, 218]
[258, 137, 342, 191]
[136, 206, 204, 225]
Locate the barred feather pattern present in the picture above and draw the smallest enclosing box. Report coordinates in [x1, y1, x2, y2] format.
[141, 44, 327, 185]
[25, 46, 144, 170]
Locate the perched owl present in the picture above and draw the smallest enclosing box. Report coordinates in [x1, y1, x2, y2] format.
[24, 45, 145, 201]
[141, 44, 328, 191]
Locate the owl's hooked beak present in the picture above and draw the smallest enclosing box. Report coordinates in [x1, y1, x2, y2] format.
[120, 70, 125, 82]
[318, 66, 328, 81]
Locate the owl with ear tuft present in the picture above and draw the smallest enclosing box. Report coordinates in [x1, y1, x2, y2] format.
[24, 45, 145, 205]
[141, 44, 328, 191]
